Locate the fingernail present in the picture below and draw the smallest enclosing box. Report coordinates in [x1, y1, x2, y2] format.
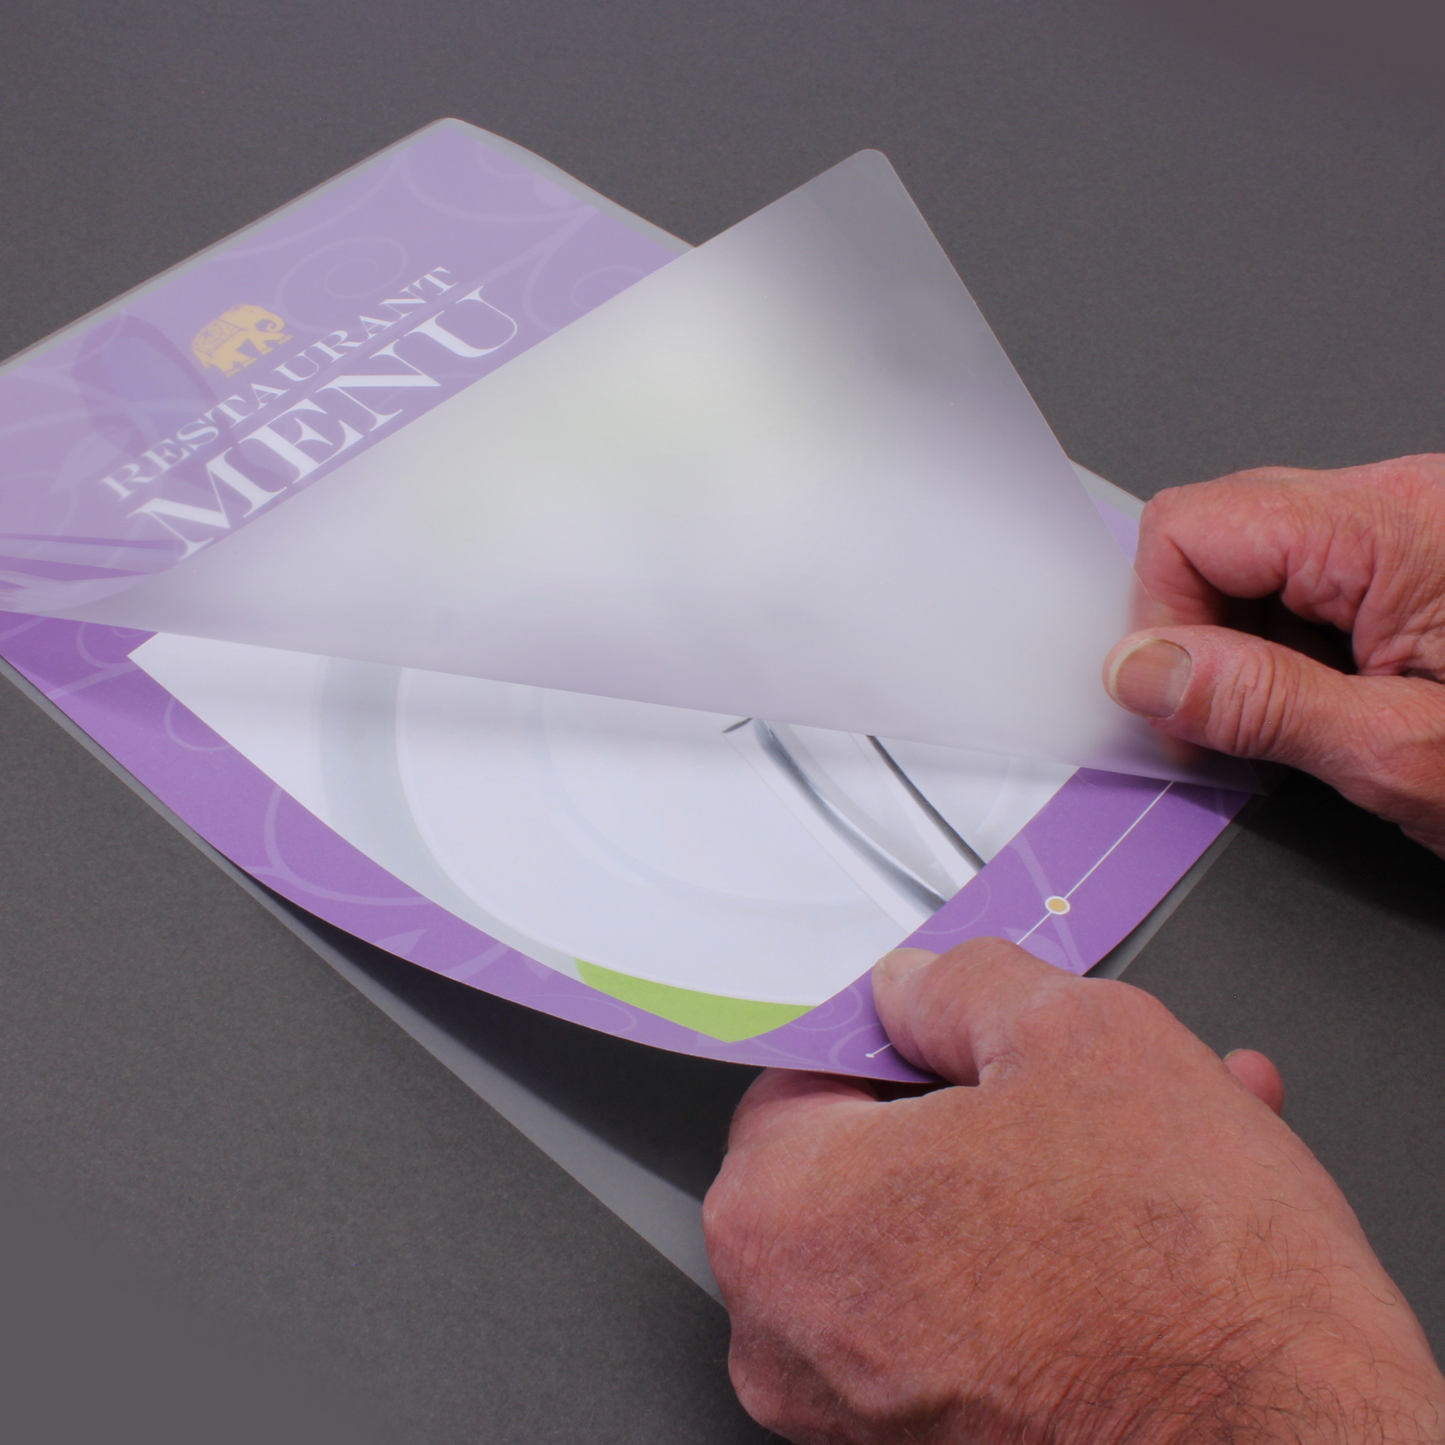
[873, 948, 938, 985]
[1107, 638, 1192, 718]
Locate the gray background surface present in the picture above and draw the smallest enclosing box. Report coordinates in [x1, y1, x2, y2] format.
[2, 2, 1443, 1440]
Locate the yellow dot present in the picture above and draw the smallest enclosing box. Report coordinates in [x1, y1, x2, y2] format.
[1045, 896, 1070, 914]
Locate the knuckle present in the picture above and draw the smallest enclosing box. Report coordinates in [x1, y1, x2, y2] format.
[1333, 689, 1445, 822]
[933, 935, 1051, 997]
[1002, 977, 1095, 1056]
[1146, 481, 1200, 512]
[834, 1374, 958, 1439]
[1354, 698, 1439, 775]
[1012, 978, 1175, 1062]
[1230, 464, 1299, 486]
[940, 934, 1031, 970]
[700, 1172, 737, 1245]
[1375, 453, 1445, 509]
[1137, 490, 1167, 528]
[1138, 487, 1190, 541]
[705, 1125, 866, 1301]
[732, 1326, 956, 1442]
[917, 937, 1021, 1012]
[1201, 644, 1296, 757]
[1098, 978, 1179, 1036]
[728, 1346, 796, 1435]
[702, 1162, 783, 1293]
[1017, 984, 1186, 1097]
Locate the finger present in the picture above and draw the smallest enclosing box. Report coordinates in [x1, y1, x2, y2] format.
[1134, 469, 1373, 631]
[1224, 1049, 1285, 1115]
[726, 1067, 877, 1156]
[871, 938, 1078, 1086]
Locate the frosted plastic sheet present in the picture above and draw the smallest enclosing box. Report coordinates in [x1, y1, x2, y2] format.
[55, 150, 1244, 786]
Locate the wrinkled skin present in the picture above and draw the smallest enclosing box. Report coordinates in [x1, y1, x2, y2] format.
[705, 458, 1445, 1442]
[1106, 454, 1445, 854]
[705, 943, 1445, 1442]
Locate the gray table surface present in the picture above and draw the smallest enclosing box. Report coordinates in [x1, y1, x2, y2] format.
[2, 4, 1443, 1441]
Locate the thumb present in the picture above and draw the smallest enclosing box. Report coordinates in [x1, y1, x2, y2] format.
[1106, 625, 1391, 774]
[871, 938, 1079, 1085]
[1104, 625, 1445, 849]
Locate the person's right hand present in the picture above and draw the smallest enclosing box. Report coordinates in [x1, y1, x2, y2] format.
[706, 940, 1445, 1443]
[1103, 454, 1445, 854]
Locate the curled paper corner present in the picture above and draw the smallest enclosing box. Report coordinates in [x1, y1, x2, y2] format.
[50, 147, 1243, 791]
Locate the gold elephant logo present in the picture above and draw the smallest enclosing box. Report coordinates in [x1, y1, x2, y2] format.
[191, 304, 293, 377]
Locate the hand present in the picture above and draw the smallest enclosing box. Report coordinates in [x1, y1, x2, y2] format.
[1104, 454, 1445, 853]
[703, 940, 1445, 1443]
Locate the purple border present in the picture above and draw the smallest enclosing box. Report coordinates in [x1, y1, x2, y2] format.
[0, 612, 1247, 1081]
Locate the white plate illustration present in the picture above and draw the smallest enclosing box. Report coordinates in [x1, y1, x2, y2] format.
[132, 634, 1072, 1010]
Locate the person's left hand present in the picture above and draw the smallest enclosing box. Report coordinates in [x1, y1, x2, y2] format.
[703, 939, 1445, 1444]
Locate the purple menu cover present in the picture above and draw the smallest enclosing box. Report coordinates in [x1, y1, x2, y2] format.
[0, 121, 1249, 1081]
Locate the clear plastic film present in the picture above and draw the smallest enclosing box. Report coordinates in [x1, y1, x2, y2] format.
[50, 149, 1250, 786]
